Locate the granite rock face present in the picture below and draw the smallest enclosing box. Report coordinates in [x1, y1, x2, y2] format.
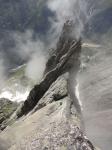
[0, 75, 95, 150]
[17, 20, 81, 117]
[0, 21, 96, 150]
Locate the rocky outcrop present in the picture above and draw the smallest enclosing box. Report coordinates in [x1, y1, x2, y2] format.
[17, 20, 81, 117]
[0, 21, 96, 150]
[0, 98, 18, 131]
[0, 75, 95, 150]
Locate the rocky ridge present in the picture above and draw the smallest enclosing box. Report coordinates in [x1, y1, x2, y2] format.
[0, 21, 96, 150]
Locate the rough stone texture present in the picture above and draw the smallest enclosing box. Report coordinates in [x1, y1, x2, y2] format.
[0, 21, 96, 150]
[0, 75, 95, 150]
[17, 20, 81, 117]
[79, 49, 112, 150]
[32, 74, 68, 113]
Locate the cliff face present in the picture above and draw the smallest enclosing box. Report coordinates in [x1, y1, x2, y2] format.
[17, 20, 82, 117]
[0, 75, 95, 150]
[0, 21, 96, 150]
[79, 47, 112, 150]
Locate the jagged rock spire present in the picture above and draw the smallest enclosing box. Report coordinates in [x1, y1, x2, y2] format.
[17, 20, 82, 117]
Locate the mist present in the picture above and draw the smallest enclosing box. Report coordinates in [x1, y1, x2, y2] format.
[25, 51, 47, 82]
[0, 0, 111, 149]
[46, 1, 112, 150]
[8, 0, 90, 82]
[0, 0, 110, 85]
[13, 30, 47, 82]
[47, 0, 91, 40]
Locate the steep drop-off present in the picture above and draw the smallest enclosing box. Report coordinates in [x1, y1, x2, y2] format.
[79, 46, 112, 150]
[0, 21, 96, 150]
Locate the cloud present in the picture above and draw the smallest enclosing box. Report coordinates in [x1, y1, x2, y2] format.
[13, 30, 47, 82]
[47, 0, 91, 39]
[13, 30, 37, 61]
[25, 50, 47, 82]
[0, 0, 111, 97]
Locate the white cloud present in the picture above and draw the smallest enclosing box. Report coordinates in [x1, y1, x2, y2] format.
[25, 52, 47, 82]
[47, 0, 91, 39]
[12, 30, 48, 82]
